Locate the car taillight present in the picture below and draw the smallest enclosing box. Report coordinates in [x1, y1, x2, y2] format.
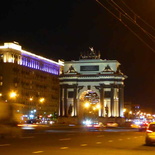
[146, 129, 153, 133]
[86, 124, 92, 127]
[94, 124, 99, 127]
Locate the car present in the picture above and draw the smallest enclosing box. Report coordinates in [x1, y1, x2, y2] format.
[83, 120, 105, 131]
[131, 122, 149, 131]
[138, 122, 149, 131]
[145, 122, 155, 145]
[106, 122, 118, 128]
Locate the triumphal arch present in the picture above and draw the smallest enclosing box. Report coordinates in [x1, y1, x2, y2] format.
[59, 48, 127, 124]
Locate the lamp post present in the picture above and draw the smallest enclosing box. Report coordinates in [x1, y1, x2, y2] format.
[37, 97, 45, 118]
[8, 91, 18, 122]
[9, 91, 17, 99]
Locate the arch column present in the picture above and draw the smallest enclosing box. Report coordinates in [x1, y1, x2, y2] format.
[118, 85, 124, 117]
[59, 85, 63, 116]
[110, 85, 114, 117]
[99, 84, 104, 117]
[64, 84, 68, 116]
[95, 84, 104, 117]
[73, 84, 78, 116]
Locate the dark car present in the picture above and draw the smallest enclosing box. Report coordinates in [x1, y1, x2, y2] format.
[138, 122, 149, 131]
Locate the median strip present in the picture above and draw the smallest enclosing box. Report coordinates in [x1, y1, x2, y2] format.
[81, 144, 88, 146]
[60, 147, 69, 149]
[32, 151, 44, 153]
[59, 138, 71, 141]
[0, 144, 10, 147]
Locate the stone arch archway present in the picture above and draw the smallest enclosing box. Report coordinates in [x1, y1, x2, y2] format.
[78, 90, 100, 121]
[59, 49, 127, 124]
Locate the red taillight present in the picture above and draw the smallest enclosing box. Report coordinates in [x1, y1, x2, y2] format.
[94, 124, 99, 128]
[146, 129, 153, 133]
[86, 124, 92, 127]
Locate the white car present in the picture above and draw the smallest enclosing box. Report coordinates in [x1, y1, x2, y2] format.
[145, 122, 155, 145]
[106, 122, 118, 128]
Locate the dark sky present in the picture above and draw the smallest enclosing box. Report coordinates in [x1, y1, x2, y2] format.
[0, 0, 155, 112]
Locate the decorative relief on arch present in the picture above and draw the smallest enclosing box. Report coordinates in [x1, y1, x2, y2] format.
[65, 65, 79, 74]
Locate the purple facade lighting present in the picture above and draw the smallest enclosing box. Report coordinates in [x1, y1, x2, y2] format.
[0, 42, 62, 75]
[21, 53, 60, 75]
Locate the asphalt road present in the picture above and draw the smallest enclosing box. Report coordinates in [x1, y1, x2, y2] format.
[0, 126, 155, 155]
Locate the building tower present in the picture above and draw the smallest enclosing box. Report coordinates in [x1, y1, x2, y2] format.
[0, 42, 63, 120]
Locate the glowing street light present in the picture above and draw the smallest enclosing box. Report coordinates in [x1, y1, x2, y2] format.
[84, 102, 90, 108]
[129, 111, 132, 114]
[9, 91, 17, 98]
[123, 108, 126, 113]
[96, 104, 101, 109]
[39, 97, 45, 103]
[29, 97, 33, 101]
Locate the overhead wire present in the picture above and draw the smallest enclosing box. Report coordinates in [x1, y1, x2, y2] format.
[120, 0, 155, 32]
[95, 0, 155, 53]
[109, 0, 155, 42]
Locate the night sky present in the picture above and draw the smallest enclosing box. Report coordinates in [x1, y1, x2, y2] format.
[0, 0, 155, 112]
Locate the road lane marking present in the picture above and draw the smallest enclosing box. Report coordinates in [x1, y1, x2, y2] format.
[66, 134, 74, 136]
[60, 147, 69, 149]
[97, 135, 104, 137]
[32, 151, 44, 153]
[96, 142, 102, 144]
[118, 139, 123, 141]
[0, 144, 10, 147]
[81, 144, 88, 146]
[59, 138, 71, 141]
[21, 136, 34, 139]
[108, 140, 113, 142]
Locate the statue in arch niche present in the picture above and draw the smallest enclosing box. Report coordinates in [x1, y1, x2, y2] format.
[68, 104, 73, 116]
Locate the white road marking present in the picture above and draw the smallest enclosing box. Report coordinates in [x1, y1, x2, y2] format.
[66, 134, 74, 136]
[96, 142, 102, 144]
[81, 144, 88, 146]
[0, 144, 10, 147]
[108, 140, 113, 142]
[59, 138, 71, 141]
[97, 135, 104, 137]
[21, 136, 34, 139]
[60, 147, 69, 149]
[32, 151, 44, 154]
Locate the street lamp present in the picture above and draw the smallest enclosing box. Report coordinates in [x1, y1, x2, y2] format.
[96, 104, 100, 109]
[9, 91, 17, 99]
[37, 97, 45, 116]
[39, 97, 45, 103]
[84, 102, 90, 108]
[29, 97, 33, 101]
[123, 108, 127, 113]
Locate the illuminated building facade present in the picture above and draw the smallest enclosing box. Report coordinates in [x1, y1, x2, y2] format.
[0, 42, 63, 119]
[59, 48, 127, 124]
